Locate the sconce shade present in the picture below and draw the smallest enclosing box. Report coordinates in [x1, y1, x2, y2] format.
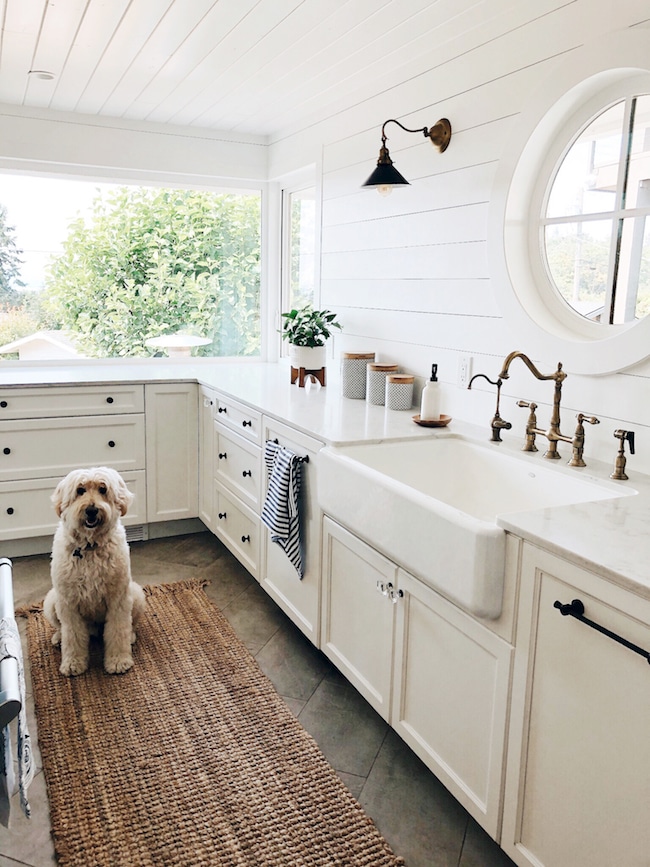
[362, 159, 410, 189]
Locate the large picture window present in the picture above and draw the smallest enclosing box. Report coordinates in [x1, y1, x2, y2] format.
[0, 175, 261, 361]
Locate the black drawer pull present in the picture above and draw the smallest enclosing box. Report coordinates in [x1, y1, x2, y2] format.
[6, 507, 13, 515]
[241, 534, 250, 543]
[242, 420, 252, 428]
[554, 598, 650, 665]
[218, 512, 227, 519]
[108, 440, 116, 448]
[3, 448, 10, 455]
[218, 406, 227, 414]
[106, 396, 114, 404]
[218, 452, 227, 460]
[0, 401, 7, 408]
[242, 469, 252, 477]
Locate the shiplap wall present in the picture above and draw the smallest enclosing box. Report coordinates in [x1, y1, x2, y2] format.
[272, 0, 650, 474]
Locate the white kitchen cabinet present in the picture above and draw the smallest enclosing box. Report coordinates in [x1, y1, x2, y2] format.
[198, 385, 216, 530]
[321, 517, 398, 720]
[260, 418, 323, 644]
[0, 385, 147, 550]
[393, 568, 512, 839]
[144, 383, 198, 522]
[214, 427, 262, 512]
[502, 543, 650, 867]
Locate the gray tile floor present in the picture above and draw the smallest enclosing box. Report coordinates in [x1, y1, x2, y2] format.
[0, 532, 516, 867]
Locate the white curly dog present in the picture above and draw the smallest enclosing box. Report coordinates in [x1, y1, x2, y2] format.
[44, 467, 145, 677]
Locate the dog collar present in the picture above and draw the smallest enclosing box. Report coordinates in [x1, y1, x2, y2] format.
[72, 542, 98, 559]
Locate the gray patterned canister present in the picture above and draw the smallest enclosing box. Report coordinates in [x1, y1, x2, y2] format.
[366, 363, 399, 405]
[385, 374, 415, 410]
[341, 352, 375, 399]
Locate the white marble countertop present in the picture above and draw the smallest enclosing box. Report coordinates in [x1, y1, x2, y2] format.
[0, 358, 647, 599]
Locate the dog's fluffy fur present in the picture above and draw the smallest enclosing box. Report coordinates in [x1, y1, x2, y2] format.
[44, 467, 145, 677]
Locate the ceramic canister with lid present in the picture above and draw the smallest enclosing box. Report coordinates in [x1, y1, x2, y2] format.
[385, 373, 415, 410]
[341, 352, 375, 399]
[366, 363, 399, 405]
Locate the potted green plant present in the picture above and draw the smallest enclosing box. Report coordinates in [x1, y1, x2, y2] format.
[280, 305, 342, 372]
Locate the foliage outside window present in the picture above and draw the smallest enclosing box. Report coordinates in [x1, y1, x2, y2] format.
[0, 180, 261, 359]
[543, 95, 650, 323]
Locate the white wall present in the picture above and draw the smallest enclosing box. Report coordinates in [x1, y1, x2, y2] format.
[272, 0, 650, 475]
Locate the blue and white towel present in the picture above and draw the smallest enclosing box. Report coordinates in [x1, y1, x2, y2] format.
[261, 441, 304, 579]
[0, 616, 33, 825]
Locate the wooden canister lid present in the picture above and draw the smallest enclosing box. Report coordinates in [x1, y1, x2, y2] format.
[342, 352, 375, 359]
[387, 374, 414, 384]
[368, 363, 399, 371]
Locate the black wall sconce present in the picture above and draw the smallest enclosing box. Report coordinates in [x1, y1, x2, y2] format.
[362, 117, 452, 196]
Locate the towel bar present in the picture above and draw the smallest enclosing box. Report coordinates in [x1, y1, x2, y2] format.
[0, 558, 21, 728]
[271, 439, 309, 463]
[554, 598, 650, 665]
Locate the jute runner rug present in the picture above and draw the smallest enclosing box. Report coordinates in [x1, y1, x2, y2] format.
[22, 580, 404, 866]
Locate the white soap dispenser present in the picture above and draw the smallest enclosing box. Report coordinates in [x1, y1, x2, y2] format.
[420, 363, 440, 421]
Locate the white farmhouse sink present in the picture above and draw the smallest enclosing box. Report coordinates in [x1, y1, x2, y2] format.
[318, 435, 632, 619]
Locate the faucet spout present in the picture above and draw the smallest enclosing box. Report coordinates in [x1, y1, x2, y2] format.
[498, 351, 568, 460]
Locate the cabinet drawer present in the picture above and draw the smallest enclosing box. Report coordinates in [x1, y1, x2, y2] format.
[215, 428, 262, 510]
[0, 415, 146, 481]
[214, 485, 260, 578]
[215, 394, 262, 444]
[0, 385, 144, 419]
[0, 470, 146, 540]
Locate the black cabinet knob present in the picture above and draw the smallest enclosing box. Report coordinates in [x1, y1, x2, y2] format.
[218, 406, 227, 414]
[0, 401, 7, 408]
[106, 396, 114, 404]
[3, 447, 10, 455]
[242, 419, 252, 428]
[108, 440, 116, 448]
[242, 469, 252, 477]
[241, 534, 250, 543]
[6, 507, 13, 515]
[218, 512, 227, 519]
[218, 452, 227, 460]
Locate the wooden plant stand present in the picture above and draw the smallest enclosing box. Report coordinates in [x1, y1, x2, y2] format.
[291, 366, 326, 387]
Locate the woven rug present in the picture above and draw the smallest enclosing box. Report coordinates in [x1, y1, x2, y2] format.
[23, 579, 405, 866]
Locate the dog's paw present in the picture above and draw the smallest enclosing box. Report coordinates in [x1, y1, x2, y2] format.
[104, 655, 133, 675]
[50, 630, 61, 647]
[60, 657, 88, 677]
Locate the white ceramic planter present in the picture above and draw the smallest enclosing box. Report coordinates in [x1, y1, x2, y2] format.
[289, 344, 326, 369]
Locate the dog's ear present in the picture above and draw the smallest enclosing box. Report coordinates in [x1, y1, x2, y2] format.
[106, 469, 134, 517]
[51, 473, 75, 517]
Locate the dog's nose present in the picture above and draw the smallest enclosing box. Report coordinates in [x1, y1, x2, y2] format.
[85, 505, 98, 521]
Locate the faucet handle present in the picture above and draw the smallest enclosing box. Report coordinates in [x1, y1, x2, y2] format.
[577, 413, 600, 426]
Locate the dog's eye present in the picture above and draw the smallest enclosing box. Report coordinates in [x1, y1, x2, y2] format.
[98, 485, 107, 496]
[76, 486, 86, 496]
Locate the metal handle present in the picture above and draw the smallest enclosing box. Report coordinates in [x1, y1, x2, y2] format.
[2, 448, 10, 455]
[242, 470, 252, 477]
[241, 534, 250, 543]
[108, 440, 116, 448]
[218, 452, 227, 460]
[0, 401, 7, 408]
[218, 512, 227, 519]
[106, 396, 114, 404]
[554, 598, 650, 665]
[6, 508, 13, 515]
[218, 406, 227, 414]
[242, 419, 252, 428]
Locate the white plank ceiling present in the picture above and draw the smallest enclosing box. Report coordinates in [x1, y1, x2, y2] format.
[0, 0, 482, 139]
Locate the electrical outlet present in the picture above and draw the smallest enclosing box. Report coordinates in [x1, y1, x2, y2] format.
[458, 355, 472, 387]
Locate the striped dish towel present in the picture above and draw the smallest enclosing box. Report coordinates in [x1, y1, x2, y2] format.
[261, 440, 304, 579]
[0, 616, 33, 825]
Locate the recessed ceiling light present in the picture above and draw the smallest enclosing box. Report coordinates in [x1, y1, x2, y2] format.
[28, 70, 55, 81]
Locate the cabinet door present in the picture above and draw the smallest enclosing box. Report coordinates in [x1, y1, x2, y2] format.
[260, 418, 323, 644]
[321, 517, 397, 720]
[198, 386, 215, 529]
[503, 545, 650, 867]
[393, 568, 512, 839]
[145, 383, 198, 522]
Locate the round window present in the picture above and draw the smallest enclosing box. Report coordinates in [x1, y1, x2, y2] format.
[490, 30, 650, 374]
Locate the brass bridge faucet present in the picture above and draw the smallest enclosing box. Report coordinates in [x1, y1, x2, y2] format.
[498, 351, 568, 460]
